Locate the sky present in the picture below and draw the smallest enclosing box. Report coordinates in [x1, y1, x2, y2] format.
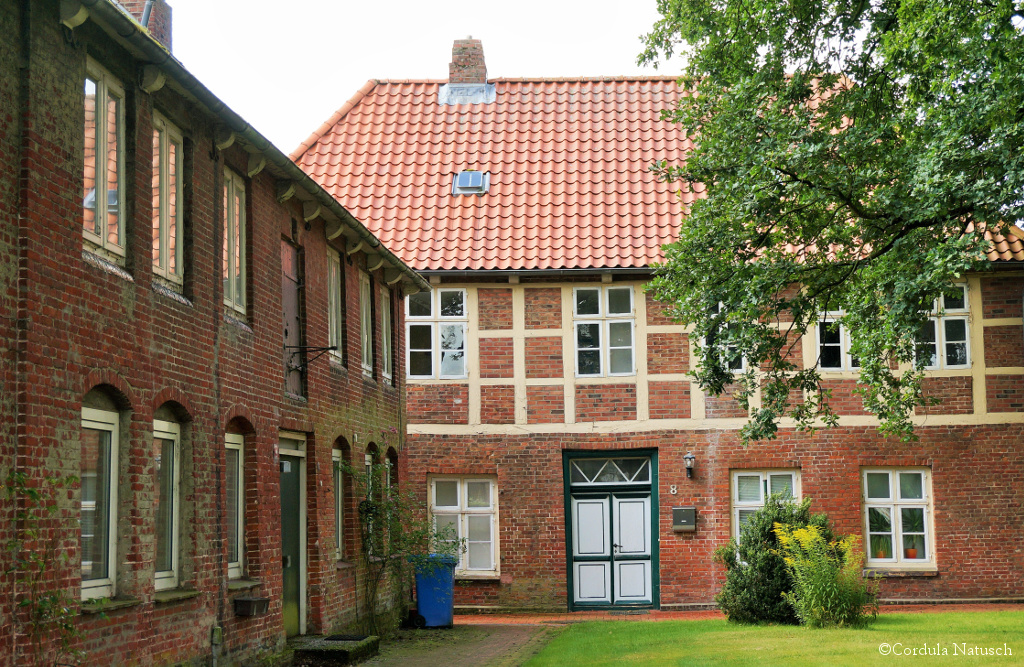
[165, 0, 686, 154]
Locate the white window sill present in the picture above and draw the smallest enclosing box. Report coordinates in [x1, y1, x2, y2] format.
[455, 572, 501, 581]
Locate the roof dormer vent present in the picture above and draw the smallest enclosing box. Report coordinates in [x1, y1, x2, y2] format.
[452, 170, 490, 196]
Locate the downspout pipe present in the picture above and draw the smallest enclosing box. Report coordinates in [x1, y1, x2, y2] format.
[140, 0, 153, 27]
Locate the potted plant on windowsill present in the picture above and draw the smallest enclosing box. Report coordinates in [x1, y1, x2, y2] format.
[902, 510, 925, 560]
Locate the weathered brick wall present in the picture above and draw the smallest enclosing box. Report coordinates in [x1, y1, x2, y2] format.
[407, 385, 468, 424]
[820, 379, 872, 416]
[575, 384, 637, 422]
[916, 377, 973, 415]
[525, 336, 562, 378]
[478, 288, 512, 330]
[983, 325, 1024, 367]
[980, 276, 1023, 319]
[986, 375, 1024, 412]
[479, 337, 514, 378]
[526, 385, 564, 423]
[0, 4, 411, 664]
[648, 381, 691, 420]
[647, 333, 688, 374]
[525, 288, 561, 329]
[404, 424, 1024, 610]
[704, 387, 748, 419]
[480, 385, 515, 424]
[646, 292, 675, 326]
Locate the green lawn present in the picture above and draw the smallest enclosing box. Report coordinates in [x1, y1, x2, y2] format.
[526, 612, 1024, 666]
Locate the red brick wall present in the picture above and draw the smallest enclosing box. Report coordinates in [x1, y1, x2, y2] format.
[478, 288, 513, 330]
[983, 325, 1024, 367]
[705, 386, 748, 419]
[916, 377, 973, 415]
[408, 385, 469, 423]
[575, 384, 637, 421]
[525, 336, 562, 378]
[986, 375, 1024, 412]
[647, 332, 688, 374]
[980, 277, 1023, 319]
[525, 288, 561, 329]
[480, 385, 515, 424]
[479, 337, 514, 378]
[821, 379, 871, 416]
[648, 381, 691, 420]
[0, 11, 416, 663]
[403, 424, 1024, 610]
[646, 292, 675, 326]
[527, 386, 564, 423]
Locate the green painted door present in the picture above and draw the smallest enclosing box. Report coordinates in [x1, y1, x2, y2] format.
[280, 455, 301, 636]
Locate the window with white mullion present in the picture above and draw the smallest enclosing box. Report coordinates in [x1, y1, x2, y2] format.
[83, 60, 126, 258]
[405, 289, 468, 379]
[152, 114, 184, 284]
[81, 407, 119, 600]
[731, 470, 798, 540]
[222, 169, 246, 314]
[864, 469, 931, 565]
[381, 287, 393, 381]
[817, 314, 859, 371]
[573, 286, 635, 378]
[153, 419, 180, 590]
[360, 272, 374, 375]
[430, 477, 498, 574]
[225, 433, 245, 579]
[707, 303, 746, 372]
[916, 285, 969, 370]
[332, 449, 344, 559]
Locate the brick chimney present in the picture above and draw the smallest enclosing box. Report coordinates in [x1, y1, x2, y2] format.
[449, 38, 487, 84]
[119, 0, 173, 51]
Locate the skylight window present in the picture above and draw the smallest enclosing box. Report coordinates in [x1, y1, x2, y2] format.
[452, 170, 490, 196]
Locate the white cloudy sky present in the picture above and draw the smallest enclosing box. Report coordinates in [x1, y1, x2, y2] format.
[165, 0, 685, 153]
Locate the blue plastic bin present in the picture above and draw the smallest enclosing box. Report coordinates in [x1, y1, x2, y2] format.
[413, 554, 457, 628]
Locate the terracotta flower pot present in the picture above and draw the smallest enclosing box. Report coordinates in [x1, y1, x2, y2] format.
[874, 550, 886, 559]
[905, 548, 918, 559]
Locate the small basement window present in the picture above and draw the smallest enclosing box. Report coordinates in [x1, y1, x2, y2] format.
[452, 171, 490, 196]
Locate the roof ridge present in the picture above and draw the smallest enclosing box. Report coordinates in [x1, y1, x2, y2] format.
[367, 75, 684, 85]
[289, 79, 380, 162]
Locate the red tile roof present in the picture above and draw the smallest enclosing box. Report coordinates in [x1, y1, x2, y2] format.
[293, 79, 1024, 271]
[292, 78, 698, 271]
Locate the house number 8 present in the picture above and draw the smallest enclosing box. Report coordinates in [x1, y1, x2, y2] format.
[669, 484, 678, 495]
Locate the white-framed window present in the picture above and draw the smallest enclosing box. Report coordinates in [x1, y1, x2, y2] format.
[864, 468, 932, 566]
[731, 470, 799, 540]
[360, 272, 374, 375]
[707, 303, 746, 372]
[153, 419, 180, 591]
[83, 60, 126, 259]
[406, 288, 467, 379]
[327, 248, 346, 365]
[573, 286, 635, 377]
[817, 315, 859, 371]
[81, 407, 119, 600]
[222, 168, 247, 315]
[916, 285, 969, 370]
[381, 286, 393, 382]
[225, 433, 244, 579]
[332, 448, 344, 560]
[430, 477, 498, 575]
[151, 113, 184, 285]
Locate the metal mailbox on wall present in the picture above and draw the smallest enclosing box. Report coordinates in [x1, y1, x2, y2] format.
[672, 507, 696, 532]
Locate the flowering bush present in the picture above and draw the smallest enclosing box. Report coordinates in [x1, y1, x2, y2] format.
[713, 496, 832, 624]
[774, 523, 877, 628]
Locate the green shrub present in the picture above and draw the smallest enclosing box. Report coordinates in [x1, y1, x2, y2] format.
[713, 496, 832, 624]
[775, 523, 877, 628]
